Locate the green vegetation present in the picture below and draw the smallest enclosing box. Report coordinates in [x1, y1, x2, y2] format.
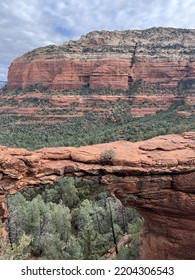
[5, 178, 141, 260]
[0, 80, 194, 259]
[0, 97, 194, 150]
[0, 222, 31, 260]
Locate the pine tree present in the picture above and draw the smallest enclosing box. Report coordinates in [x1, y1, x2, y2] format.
[59, 178, 80, 208]
[63, 236, 83, 260]
[49, 202, 71, 242]
[0, 222, 31, 260]
[75, 199, 98, 259]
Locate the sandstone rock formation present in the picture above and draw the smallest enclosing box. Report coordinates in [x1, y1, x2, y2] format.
[0, 132, 195, 259]
[7, 27, 195, 92]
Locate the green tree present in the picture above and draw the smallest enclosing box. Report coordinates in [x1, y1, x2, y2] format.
[25, 195, 51, 256]
[79, 222, 98, 259]
[0, 222, 31, 260]
[63, 236, 83, 260]
[7, 192, 74, 259]
[49, 202, 71, 241]
[6, 193, 28, 244]
[59, 178, 80, 208]
[75, 199, 98, 259]
[127, 218, 141, 259]
[107, 197, 118, 254]
[42, 233, 65, 259]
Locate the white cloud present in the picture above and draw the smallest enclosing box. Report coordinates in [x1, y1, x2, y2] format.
[0, 0, 195, 80]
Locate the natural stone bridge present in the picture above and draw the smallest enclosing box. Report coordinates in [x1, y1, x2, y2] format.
[0, 132, 195, 259]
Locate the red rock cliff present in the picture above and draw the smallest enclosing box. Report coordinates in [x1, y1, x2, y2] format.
[0, 132, 195, 259]
[7, 27, 195, 91]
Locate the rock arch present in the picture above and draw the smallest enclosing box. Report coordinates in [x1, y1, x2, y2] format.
[0, 132, 195, 259]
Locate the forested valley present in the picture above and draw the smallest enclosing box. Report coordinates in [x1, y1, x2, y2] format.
[0, 84, 194, 260]
[1, 178, 140, 260]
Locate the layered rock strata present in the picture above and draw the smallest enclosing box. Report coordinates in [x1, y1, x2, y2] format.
[0, 132, 195, 259]
[7, 28, 195, 91]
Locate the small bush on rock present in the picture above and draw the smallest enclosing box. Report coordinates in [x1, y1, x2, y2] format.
[100, 149, 116, 165]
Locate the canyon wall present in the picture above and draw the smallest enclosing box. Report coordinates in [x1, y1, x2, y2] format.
[0, 132, 195, 259]
[7, 28, 195, 92]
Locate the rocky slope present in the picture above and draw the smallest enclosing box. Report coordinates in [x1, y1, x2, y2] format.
[5, 27, 195, 119]
[0, 132, 195, 259]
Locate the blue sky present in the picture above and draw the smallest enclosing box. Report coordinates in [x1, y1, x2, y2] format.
[1, 0, 195, 81]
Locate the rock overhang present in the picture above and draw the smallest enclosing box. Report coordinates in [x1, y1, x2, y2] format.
[0, 132, 195, 259]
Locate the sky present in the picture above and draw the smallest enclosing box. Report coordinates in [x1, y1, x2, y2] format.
[1, 0, 195, 81]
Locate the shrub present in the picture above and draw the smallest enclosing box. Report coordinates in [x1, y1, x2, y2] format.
[100, 148, 116, 165]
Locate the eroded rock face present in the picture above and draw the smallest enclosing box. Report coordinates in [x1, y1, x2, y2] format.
[7, 28, 195, 91]
[0, 132, 195, 259]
